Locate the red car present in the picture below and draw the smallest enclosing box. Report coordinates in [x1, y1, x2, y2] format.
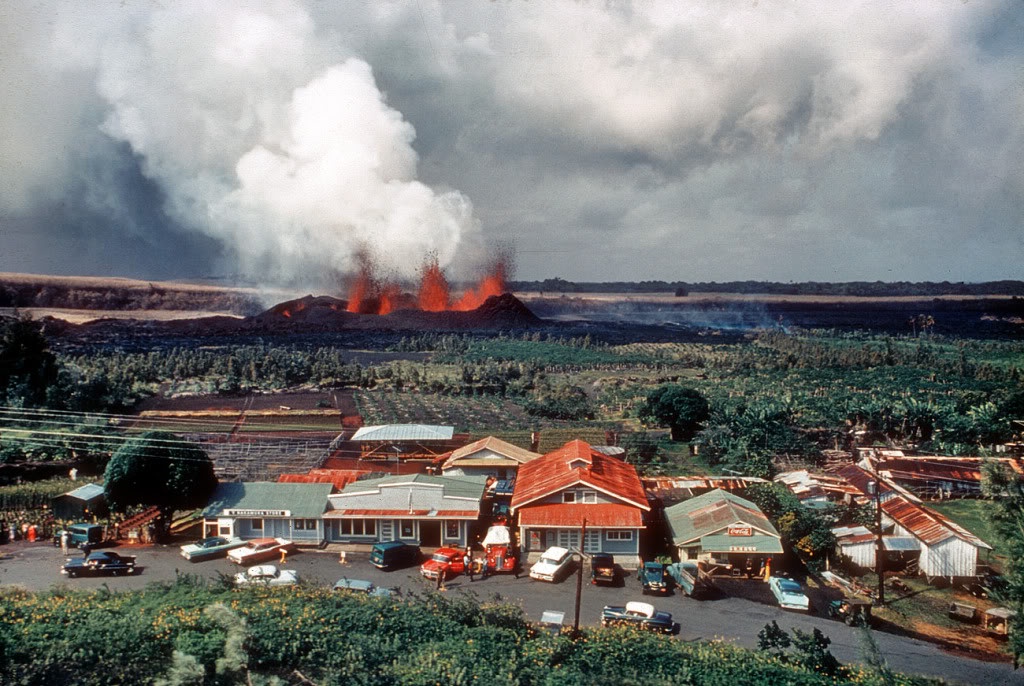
[420, 547, 466, 581]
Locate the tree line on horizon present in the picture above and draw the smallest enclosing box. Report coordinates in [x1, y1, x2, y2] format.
[511, 278, 1024, 297]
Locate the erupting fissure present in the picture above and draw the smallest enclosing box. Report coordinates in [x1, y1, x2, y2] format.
[345, 255, 509, 315]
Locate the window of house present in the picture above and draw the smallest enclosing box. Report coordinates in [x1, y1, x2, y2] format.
[250, 519, 262, 531]
[218, 526, 231, 536]
[301, 519, 317, 531]
[445, 521, 460, 539]
[400, 520, 415, 538]
[340, 520, 376, 537]
[580, 490, 597, 503]
[562, 492, 576, 503]
[606, 530, 632, 541]
[294, 519, 305, 530]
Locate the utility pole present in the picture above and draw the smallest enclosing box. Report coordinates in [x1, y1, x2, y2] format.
[867, 480, 885, 606]
[572, 518, 587, 638]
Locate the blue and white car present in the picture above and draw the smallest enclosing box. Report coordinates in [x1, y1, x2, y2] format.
[180, 536, 246, 562]
[769, 576, 810, 612]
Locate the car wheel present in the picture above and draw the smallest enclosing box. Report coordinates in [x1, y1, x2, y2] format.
[111, 570, 120, 576]
[67, 571, 77, 578]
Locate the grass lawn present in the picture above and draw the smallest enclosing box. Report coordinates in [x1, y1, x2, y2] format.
[928, 499, 1007, 571]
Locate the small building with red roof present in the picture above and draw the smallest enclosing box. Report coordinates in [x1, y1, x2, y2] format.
[511, 439, 649, 567]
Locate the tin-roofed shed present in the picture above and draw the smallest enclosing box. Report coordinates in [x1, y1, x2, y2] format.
[52, 482, 108, 520]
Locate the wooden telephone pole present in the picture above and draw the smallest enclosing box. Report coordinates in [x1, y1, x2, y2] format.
[572, 518, 587, 638]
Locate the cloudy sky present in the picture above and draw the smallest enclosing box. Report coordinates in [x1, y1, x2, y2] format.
[1, 1, 1021, 287]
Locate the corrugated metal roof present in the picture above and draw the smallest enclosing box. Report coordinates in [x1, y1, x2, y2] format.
[664, 489, 779, 546]
[516, 503, 644, 528]
[883, 536, 920, 551]
[351, 424, 454, 441]
[202, 482, 332, 519]
[63, 483, 106, 501]
[881, 496, 991, 549]
[699, 534, 784, 554]
[512, 440, 648, 510]
[330, 474, 486, 517]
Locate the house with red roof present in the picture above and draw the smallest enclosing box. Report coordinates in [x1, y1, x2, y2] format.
[510, 439, 649, 567]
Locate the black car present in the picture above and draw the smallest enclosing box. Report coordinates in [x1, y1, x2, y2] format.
[590, 553, 618, 586]
[62, 551, 137, 578]
[601, 601, 679, 634]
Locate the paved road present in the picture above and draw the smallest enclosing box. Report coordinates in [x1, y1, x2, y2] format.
[1, 541, 1016, 685]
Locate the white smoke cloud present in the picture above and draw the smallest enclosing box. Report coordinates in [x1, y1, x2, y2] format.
[26, 1, 476, 283]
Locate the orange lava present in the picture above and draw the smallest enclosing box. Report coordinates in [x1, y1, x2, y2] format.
[342, 252, 510, 315]
[418, 259, 451, 311]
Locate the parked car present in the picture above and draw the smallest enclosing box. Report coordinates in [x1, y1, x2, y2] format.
[529, 546, 574, 582]
[333, 577, 394, 597]
[590, 553, 618, 586]
[370, 541, 420, 570]
[53, 523, 104, 549]
[769, 576, 810, 611]
[233, 564, 299, 587]
[420, 546, 467, 581]
[601, 601, 679, 634]
[62, 551, 137, 578]
[227, 538, 293, 565]
[180, 536, 246, 562]
[638, 561, 671, 595]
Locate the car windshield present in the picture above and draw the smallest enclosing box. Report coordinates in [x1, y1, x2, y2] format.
[779, 581, 802, 594]
[431, 553, 451, 563]
[540, 555, 561, 564]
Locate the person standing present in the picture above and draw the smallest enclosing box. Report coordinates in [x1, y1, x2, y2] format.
[280, 547, 288, 565]
[464, 550, 474, 582]
[435, 567, 444, 591]
[60, 530, 69, 555]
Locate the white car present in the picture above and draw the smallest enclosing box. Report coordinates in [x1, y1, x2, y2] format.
[769, 576, 810, 611]
[233, 565, 299, 587]
[529, 546, 574, 582]
[226, 537, 292, 565]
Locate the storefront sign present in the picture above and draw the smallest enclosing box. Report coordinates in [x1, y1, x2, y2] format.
[728, 525, 753, 537]
[224, 509, 290, 517]
[729, 545, 757, 552]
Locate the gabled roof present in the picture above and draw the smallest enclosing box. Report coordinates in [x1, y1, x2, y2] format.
[202, 482, 332, 519]
[351, 424, 454, 442]
[60, 483, 106, 501]
[511, 440, 648, 511]
[881, 495, 991, 549]
[329, 473, 487, 518]
[441, 436, 540, 470]
[664, 489, 779, 547]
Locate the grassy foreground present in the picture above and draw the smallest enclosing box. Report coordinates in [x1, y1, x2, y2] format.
[0, 576, 942, 686]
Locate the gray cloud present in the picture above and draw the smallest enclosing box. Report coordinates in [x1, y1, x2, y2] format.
[1, 1, 1021, 285]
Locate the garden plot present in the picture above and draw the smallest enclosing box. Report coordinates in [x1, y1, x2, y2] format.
[354, 391, 536, 431]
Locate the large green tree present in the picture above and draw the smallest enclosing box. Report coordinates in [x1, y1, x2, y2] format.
[103, 431, 217, 517]
[0, 316, 59, 407]
[640, 385, 710, 441]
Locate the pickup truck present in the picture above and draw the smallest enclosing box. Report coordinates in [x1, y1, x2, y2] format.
[590, 553, 618, 586]
[62, 551, 137, 578]
[420, 547, 467, 581]
[601, 601, 679, 634]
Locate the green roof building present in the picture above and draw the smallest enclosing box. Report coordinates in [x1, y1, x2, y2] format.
[664, 489, 783, 577]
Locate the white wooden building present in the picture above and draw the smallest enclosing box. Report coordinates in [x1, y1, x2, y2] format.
[881, 495, 990, 579]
